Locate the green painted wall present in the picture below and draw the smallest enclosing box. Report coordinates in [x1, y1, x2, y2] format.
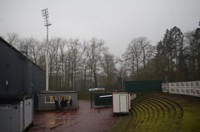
[125, 80, 162, 93]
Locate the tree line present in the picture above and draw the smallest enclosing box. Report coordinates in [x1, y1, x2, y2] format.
[123, 25, 200, 82]
[2, 23, 200, 91]
[4, 35, 118, 91]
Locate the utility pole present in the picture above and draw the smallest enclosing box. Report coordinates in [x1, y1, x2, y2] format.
[42, 8, 51, 91]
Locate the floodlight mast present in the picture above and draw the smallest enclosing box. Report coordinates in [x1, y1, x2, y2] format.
[42, 8, 51, 91]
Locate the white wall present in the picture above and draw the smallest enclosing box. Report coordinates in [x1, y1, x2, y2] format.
[162, 81, 200, 97]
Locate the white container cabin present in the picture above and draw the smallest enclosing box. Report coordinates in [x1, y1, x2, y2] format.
[0, 95, 33, 132]
[112, 92, 131, 114]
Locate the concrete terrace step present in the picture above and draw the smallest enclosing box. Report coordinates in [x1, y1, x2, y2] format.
[130, 95, 184, 131]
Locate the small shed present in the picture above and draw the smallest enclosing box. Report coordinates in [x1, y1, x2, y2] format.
[37, 90, 79, 111]
[91, 92, 112, 108]
[112, 92, 131, 114]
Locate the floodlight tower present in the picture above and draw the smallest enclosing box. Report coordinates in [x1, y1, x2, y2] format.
[42, 8, 51, 91]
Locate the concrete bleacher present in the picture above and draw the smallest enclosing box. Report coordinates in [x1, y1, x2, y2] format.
[130, 94, 184, 131]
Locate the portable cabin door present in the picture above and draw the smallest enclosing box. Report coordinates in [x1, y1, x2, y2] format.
[119, 95, 128, 112]
[24, 98, 33, 129]
[113, 94, 119, 113]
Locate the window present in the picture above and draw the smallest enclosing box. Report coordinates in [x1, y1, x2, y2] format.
[45, 96, 58, 103]
[60, 95, 71, 102]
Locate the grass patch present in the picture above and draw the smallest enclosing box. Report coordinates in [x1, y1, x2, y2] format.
[176, 96, 200, 131]
[108, 93, 200, 132]
[108, 114, 133, 132]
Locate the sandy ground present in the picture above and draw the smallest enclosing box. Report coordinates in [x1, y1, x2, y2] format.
[29, 100, 117, 132]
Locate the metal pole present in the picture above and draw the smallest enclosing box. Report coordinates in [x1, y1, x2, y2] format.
[42, 8, 51, 91]
[46, 24, 49, 91]
[121, 64, 123, 91]
[120, 60, 123, 91]
[122, 70, 123, 91]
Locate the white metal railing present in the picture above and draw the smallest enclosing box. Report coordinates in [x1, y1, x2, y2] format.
[162, 81, 200, 97]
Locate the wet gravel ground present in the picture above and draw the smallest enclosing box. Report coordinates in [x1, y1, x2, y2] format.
[29, 100, 117, 132]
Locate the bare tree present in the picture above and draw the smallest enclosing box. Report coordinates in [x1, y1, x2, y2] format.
[22, 37, 44, 65]
[48, 38, 61, 90]
[6, 33, 19, 47]
[65, 39, 86, 90]
[138, 37, 156, 77]
[100, 52, 117, 90]
[123, 38, 141, 79]
[59, 39, 67, 90]
[86, 38, 106, 88]
[123, 37, 155, 80]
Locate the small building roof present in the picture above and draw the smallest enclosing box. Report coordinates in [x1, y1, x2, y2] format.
[38, 90, 77, 94]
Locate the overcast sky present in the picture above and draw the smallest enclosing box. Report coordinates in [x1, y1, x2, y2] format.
[0, 0, 200, 57]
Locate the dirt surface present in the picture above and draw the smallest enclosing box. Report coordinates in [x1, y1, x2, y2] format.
[29, 100, 117, 132]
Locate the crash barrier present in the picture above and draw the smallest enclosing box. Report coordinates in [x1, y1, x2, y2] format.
[162, 81, 200, 97]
